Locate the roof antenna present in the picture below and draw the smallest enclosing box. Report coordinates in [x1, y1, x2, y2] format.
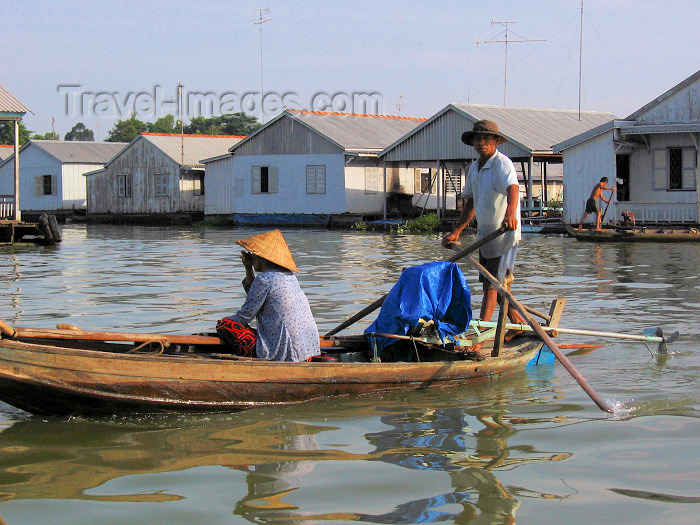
[477, 20, 545, 106]
[578, 0, 584, 120]
[255, 8, 272, 124]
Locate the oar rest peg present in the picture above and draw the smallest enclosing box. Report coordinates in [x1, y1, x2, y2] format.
[0, 320, 16, 338]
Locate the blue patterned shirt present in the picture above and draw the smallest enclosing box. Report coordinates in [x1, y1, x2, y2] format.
[230, 268, 319, 362]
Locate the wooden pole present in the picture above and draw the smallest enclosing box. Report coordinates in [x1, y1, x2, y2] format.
[464, 255, 615, 413]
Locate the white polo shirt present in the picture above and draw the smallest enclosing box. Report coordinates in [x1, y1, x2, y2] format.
[461, 150, 521, 258]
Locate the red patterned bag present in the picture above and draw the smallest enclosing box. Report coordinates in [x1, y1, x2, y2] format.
[216, 318, 257, 357]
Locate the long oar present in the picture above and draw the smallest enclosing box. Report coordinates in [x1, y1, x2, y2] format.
[325, 226, 508, 337]
[470, 320, 678, 353]
[0, 321, 223, 346]
[464, 256, 615, 414]
[600, 189, 615, 223]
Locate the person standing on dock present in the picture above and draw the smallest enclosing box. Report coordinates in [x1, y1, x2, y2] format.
[216, 229, 320, 362]
[577, 177, 615, 231]
[442, 120, 525, 345]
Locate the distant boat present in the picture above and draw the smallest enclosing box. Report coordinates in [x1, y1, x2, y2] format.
[564, 224, 700, 242]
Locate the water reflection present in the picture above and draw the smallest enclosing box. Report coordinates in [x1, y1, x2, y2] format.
[0, 388, 572, 523]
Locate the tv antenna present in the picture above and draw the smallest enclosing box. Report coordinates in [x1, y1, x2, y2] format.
[254, 8, 272, 124]
[396, 94, 406, 114]
[476, 20, 545, 105]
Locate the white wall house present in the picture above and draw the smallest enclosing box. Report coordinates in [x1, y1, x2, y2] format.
[379, 104, 615, 218]
[86, 133, 243, 221]
[556, 69, 700, 225]
[203, 110, 424, 225]
[0, 140, 127, 220]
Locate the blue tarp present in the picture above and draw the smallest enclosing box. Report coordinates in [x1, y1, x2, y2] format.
[365, 261, 472, 351]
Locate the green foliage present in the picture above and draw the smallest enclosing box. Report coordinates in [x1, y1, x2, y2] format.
[31, 131, 60, 140]
[0, 121, 32, 145]
[106, 114, 148, 142]
[396, 213, 440, 233]
[351, 221, 368, 230]
[184, 112, 260, 136]
[105, 112, 261, 143]
[147, 115, 177, 134]
[546, 198, 563, 209]
[64, 122, 94, 141]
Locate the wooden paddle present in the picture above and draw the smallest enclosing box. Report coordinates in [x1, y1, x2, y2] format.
[464, 255, 615, 414]
[0, 321, 224, 346]
[324, 226, 509, 337]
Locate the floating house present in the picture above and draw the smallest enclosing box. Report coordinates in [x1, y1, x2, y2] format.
[379, 104, 616, 218]
[555, 69, 700, 225]
[0, 83, 30, 222]
[203, 110, 425, 225]
[85, 132, 244, 222]
[0, 140, 127, 221]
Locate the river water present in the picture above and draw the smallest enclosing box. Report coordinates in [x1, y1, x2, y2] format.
[1, 224, 699, 524]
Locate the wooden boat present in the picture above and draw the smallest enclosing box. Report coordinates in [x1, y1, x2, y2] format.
[0, 320, 551, 417]
[564, 223, 700, 242]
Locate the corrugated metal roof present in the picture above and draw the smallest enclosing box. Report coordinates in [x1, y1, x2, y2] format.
[289, 111, 426, 152]
[0, 83, 30, 115]
[141, 133, 245, 167]
[29, 140, 128, 163]
[381, 104, 616, 161]
[0, 140, 129, 168]
[0, 145, 13, 161]
[451, 104, 616, 153]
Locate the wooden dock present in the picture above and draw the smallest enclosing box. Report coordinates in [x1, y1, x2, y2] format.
[0, 214, 62, 245]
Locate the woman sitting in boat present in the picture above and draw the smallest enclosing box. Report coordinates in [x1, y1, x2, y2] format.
[216, 229, 320, 362]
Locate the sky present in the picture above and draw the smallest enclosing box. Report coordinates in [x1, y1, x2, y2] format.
[3, 0, 698, 140]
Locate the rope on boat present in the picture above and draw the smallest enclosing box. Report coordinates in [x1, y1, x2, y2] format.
[127, 340, 165, 355]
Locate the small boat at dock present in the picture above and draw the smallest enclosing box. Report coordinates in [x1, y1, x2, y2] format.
[564, 223, 700, 242]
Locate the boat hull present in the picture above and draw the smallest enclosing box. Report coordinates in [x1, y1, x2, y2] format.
[564, 224, 700, 242]
[0, 338, 541, 416]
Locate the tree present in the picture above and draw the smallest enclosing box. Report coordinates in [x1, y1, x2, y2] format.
[64, 122, 95, 141]
[219, 112, 260, 136]
[31, 131, 60, 140]
[106, 114, 148, 143]
[184, 113, 260, 135]
[147, 114, 177, 134]
[0, 121, 32, 145]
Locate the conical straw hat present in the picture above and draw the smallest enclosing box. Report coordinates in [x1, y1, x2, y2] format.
[236, 229, 299, 272]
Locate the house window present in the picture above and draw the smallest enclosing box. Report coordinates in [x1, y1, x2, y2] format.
[251, 166, 278, 194]
[34, 175, 57, 196]
[654, 147, 696, 191]
[306, 165, 326, 194]
[194, 172, 205, 196]
[414, 169, 432, 194]
[365, 167, 379, 194]
[118, 174, 132, 197]
[155, 173, 169, 196]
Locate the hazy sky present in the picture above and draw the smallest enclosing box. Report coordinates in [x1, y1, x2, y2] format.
[3, 0, 698, 139]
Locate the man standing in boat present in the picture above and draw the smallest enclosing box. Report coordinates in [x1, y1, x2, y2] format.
[577, 177, 615, 232]
[216, 229, 320, 361]
[442, 120, 526, 345]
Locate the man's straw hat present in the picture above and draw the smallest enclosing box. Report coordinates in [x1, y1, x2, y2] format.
[461, 119, 508, 145]
[236, 229, 299, 272]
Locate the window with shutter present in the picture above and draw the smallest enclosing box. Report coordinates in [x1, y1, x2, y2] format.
[652, 149, 666, 190]
[682, 148, 696, 190]
[306, 165, 326, 194]
[251, 166, 277, 194]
